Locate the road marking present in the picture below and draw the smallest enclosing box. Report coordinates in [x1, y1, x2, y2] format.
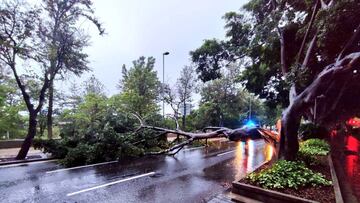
[66, 171, 156, 196]
[183, 146, 205, 151]
[216, 150, 236, 157]
[0, 159, 58, 169]
[46, 160, 118, 174]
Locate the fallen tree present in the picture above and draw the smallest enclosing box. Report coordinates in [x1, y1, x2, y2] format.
[132, 113, 279, 155]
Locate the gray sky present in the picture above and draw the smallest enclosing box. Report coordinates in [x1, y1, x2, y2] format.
[74, 0, 246, 96]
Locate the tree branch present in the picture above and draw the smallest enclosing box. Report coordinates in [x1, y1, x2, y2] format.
[337, 24, 360, 61]
[297, 0, 320, 64]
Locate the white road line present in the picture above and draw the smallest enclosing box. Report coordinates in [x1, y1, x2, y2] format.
[46, 160, 118, 174]
[0, 159, 58, 169]
[67, 171, 156, 196]
[183, 146, 205, 151]
[216, 150, 236, 157]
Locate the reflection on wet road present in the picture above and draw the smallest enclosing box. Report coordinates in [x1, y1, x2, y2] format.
[0, 139, 273, 203]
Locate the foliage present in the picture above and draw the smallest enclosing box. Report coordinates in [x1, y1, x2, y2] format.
[299, 123, 328, 140]
[83, 75, 106, 96]
[296, 138, 330, 166]
[118, 56, 161, 117]
[0, 0, 104, 158]
[0, 80, 26, 139]
[191, 0, 360, 109]
[35, 90, 168, 167]
[248, 160, 332, 189]
[186, 66, 267, 130]
[299, 139, 330, 156]
[163, 65, 197, 129]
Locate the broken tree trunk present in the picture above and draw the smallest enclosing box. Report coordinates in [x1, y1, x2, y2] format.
[132, 113, 279, 156]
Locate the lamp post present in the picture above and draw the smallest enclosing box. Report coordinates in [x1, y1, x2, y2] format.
[162, 52, 170, 118]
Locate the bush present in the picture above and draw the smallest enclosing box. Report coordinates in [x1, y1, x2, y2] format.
[248, 160, 332, 189]
[60, 143, 94, 167]
[33, 139, 70, 158]
[298, 123, 328, 140]
[299, 139, 330, 156]
[297, 139, 330, 165]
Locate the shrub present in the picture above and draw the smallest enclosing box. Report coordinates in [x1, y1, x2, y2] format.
[299, 139, 330, 156]
[33, 139, 70, 158]
[60, 143, 94, 167]
[248, 160, 332, 189]
[298, 123, 328, 140]
[297, 139, 330, 165]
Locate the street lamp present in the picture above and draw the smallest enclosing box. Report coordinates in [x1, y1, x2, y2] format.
[162, 52, 170, 118]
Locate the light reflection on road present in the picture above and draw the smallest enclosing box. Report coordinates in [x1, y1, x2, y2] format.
[232, 139, 274, 180]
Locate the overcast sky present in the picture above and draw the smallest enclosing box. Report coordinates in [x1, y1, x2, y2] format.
[70, 0, 247, 96]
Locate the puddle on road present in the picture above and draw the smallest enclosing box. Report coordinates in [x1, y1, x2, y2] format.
[203, 139, 274, 182]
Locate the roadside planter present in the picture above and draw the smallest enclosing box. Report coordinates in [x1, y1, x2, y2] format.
[231, 139, 343, 203]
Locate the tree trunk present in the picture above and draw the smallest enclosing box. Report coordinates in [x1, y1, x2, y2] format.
[16, 112, 37, 160]
[47, 80, 54, 139]
[279, 106, 301, 160]
[278, 52, 360, 160]
[182, 101, 186, 129]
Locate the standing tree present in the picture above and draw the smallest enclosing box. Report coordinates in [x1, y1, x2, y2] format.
[177, 66, 196, 129]
[162, 66, 196, 129]
[83, 75, 106, 96]
[118, 56, 161, 118]
[40, 0, 104, 139]
[191, 0, 360, 160]
[0, 0, 103, 159]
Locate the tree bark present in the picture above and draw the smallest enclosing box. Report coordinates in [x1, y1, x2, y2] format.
[47, 79, 54, 139]
[16, 112, 37, 160]
[279, 52, 360, 160]
[182, 101, 186, 129]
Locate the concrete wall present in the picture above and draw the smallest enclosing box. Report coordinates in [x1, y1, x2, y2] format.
[0, 140, 24, 149]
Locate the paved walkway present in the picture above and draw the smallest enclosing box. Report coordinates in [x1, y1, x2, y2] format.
[0, 147, 47, 161]
[331, 131, 360, 202]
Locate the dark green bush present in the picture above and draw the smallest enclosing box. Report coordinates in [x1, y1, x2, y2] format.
[60, 143, 94, 167]
[298, 123, 328, 140]
[299, 139, 330, 156]
[248, 160, 332, 189]
[297, 139, 330, 165]
[33, 139, 70, 158]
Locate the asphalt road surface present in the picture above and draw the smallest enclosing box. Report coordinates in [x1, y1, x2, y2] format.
[0, 139, 274, 203]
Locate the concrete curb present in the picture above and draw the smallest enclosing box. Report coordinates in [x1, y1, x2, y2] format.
[0, 157, 56, 166]
[232, 182, 317, 203]
[328, 155, 344, 203]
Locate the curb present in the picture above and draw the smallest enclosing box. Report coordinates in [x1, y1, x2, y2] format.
[0, 157, 56, 166]
[328, 155, 344, 203]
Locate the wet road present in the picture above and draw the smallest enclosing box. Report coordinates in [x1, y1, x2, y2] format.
[0, 139, 273, 203]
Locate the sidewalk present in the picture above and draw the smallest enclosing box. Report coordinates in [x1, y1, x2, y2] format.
[0, 147, 48, 163]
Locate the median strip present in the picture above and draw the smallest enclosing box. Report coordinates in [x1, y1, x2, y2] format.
[46, 160, 118, 174]
[66, 171, 156, 196]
